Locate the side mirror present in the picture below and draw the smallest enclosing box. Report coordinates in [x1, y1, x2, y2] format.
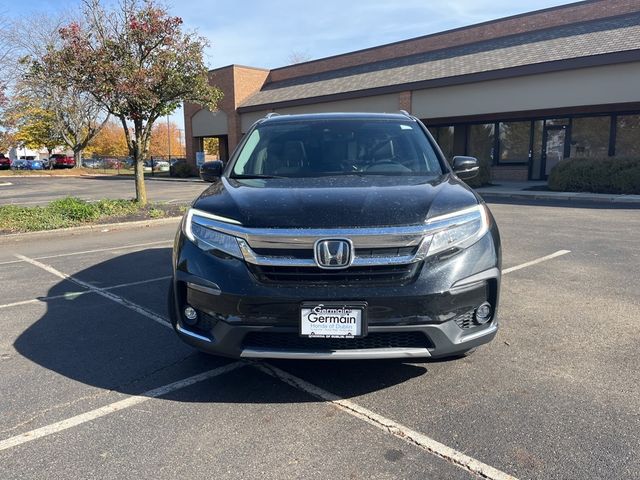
[452, 156, 480, 180]
[200, 160, 224, 182]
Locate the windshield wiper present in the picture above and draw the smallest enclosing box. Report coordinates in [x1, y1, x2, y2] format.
[231, 174, 287, 179]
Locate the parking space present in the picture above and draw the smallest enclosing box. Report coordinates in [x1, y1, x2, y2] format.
[1, 202, 639, 479]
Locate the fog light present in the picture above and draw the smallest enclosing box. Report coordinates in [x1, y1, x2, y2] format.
[475, 302, 492, 324]
[184, 306, 198, 325]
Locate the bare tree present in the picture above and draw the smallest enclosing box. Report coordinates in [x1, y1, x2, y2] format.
[8, 12, 108, 165]
[288, 49, 312, 64]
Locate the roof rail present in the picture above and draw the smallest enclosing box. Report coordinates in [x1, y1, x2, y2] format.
[398, 110, 413, 119]
[264, 112, 280, 119]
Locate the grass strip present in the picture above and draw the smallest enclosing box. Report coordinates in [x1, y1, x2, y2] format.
[0, 197, 186, 233]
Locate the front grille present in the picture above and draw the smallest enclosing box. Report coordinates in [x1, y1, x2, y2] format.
[251, 246, 418, 259]
[454, 310, 476, 329]
[243, 331, 433, 351]
[250, 262, 421, 285]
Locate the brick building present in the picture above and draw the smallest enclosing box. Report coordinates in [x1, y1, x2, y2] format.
[184, 0, 640, 181]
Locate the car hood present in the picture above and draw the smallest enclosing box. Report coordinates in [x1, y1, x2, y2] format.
[193, 175, 479, 229]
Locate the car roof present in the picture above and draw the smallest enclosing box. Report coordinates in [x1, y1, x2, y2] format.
[258, 112, 415, 125]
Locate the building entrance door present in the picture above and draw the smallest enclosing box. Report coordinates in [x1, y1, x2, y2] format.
[541, 125, 567, 179]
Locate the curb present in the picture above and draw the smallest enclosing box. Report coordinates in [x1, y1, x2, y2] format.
[477, 191, 640, 205]
[0, 174, 112, 178]
[143, 176, 205, 183]
[1, 216, 182, 241]
[1, 174, 206, 183]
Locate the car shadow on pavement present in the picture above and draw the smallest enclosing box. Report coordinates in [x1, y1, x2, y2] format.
[13, 248, 427, 402]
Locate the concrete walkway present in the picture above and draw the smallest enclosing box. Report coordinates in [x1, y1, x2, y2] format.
[476, 181, 640, 204]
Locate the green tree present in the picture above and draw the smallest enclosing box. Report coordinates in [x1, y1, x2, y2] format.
[12, 104, 64, 157]
[50, 0, 222, 204]
[203, 137, 219, 157]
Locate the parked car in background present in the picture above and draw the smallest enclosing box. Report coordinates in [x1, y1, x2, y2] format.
[104, 158, 124, 169]
[26, 159, 44, 170]
[11, 159, 28, 170]
[0, 155, 10, 170]
[153, 160, 170, 172]
[49, 154, 75, 169]
[83, 158, 100, 169]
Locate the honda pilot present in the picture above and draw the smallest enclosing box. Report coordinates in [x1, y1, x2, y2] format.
[169, 112, 501, 360]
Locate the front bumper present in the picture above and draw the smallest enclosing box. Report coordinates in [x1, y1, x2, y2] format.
[169, 227, 501, 360]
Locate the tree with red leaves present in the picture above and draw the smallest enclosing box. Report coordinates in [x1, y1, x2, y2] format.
[51, 0, 221, 204]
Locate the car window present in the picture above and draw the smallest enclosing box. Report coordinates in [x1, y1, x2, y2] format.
[231, 119, 443, 178]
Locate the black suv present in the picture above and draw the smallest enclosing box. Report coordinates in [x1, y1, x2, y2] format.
[169, 112, 501, 360]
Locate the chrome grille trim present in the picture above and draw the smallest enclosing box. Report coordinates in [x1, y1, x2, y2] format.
[189, 205, 481, 250]
[237, 238, 431, 267]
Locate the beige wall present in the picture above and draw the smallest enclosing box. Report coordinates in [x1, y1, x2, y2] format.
[191, 109, 228, 137]
[412, 62, 640, 119]
[240, 93, 402, 132]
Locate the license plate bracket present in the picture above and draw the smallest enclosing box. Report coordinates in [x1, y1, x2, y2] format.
[299, 301, 368, 338]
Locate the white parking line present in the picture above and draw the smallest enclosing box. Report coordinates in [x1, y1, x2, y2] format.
[0, 275, 172, 310]
[1, 248, 567, 474]
[0, 362, 244, 452]
[503, 250, 571, 275]
[0, 181, 12, 186]
[255, 363, 518, 480]
[14, 255, 172, 329]
[0, 240, 173, 266]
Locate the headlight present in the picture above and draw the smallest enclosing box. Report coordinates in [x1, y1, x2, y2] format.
[183, 208, 243, 258]
[426, 205, 489, 256]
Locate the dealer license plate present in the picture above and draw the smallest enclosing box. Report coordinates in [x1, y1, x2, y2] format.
[300, 302, 367, 338]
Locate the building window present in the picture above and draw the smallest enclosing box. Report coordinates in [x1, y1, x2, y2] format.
[530, 120, 544, 180]
[467, 124, 494, 164]
[546, 118, 569, 126]
[499, 121, 530, 164]
[570, 116, 610, 158]
[615, 115, 640, 157]
[438, 126, 454, 161]
[428, 126, 454, 162]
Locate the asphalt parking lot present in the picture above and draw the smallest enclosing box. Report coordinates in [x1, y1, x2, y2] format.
[0, 176, 207, 206]
[1, 201, 639, 480]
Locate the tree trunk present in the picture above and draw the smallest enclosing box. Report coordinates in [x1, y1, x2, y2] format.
[134, 151, 147, 205]
[73, 149, 82, 168]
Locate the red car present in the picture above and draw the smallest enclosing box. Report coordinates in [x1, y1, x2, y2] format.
[0, 155, 10, 170]
[49, 154, 76, 169]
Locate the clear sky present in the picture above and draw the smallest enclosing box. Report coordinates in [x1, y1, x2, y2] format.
[4, 0, 574, 130]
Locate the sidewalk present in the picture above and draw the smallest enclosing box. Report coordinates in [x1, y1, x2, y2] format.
[475, 181, 640, 204]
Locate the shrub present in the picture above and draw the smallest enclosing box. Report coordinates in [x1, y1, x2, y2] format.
[172, 161, 197, 178]
[49, 197, 100, 222]
[94, 199, 139, 217]
[548, 157, 640, 194]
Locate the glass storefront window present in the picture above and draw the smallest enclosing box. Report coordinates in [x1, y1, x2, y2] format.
[499, 121, 530, 164]
[616, 115, 640, 157]
[427, 126, 454, 163]
[437, 126, 454, 162]
[570, 116, 610, 158]
[530, 120, 544, 180]
[467, 124, 495, 164]
[546, 118, 569, 126]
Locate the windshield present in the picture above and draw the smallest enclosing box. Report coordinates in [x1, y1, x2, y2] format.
[231, 119, 443, 178]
